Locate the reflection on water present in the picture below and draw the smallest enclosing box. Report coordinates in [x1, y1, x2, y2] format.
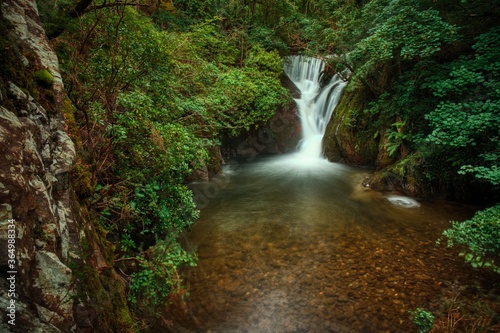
[165, 155, 491, 333]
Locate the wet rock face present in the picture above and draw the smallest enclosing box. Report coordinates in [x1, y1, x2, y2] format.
[0, 0, 79, 331]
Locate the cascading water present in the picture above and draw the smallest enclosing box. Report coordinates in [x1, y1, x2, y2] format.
[284, 55, 348, 160]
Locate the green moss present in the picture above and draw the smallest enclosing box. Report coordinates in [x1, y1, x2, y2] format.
[71, 230, 136, 332]
[365, 153, 436, 197]
[99, 269, 136, 331]
[33, 69, 54, 88]
[63, 97, 82, 145]
[324, 85, 378, 164]
[392, 158, 409, 177]
[72, 163, 93, 198]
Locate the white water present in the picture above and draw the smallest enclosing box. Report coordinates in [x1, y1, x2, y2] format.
[284, 56, 348, 160]
[385, 195, 421, 208]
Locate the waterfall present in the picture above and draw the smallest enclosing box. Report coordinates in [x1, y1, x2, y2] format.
[284, 56, 348, 159]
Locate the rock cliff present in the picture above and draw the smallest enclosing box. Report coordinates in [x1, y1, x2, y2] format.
[0, 1, 133, 331]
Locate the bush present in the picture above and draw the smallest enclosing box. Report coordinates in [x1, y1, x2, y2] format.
[128, 240, 197, 310]
[441, 204, 500, 272]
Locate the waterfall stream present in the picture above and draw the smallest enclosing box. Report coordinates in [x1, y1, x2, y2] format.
[283, 56, 348, 160]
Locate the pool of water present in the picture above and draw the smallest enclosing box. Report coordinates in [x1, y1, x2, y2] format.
[163, 155, 492, 333]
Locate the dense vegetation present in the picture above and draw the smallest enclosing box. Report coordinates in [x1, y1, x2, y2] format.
[36, 0, 498, 329]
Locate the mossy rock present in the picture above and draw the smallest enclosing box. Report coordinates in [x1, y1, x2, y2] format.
[364, 153, 438, 198]
[63, 95, 85, 151]
[72, 163, 93, 199]
[324, 85, 378, 165]
[33, 69, 54, 88]
[71, 219, 135, 333]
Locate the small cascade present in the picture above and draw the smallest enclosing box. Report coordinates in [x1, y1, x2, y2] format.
[284, 55, 348, 160]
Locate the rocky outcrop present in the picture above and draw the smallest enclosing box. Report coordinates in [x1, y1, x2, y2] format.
[323, 86, 495, 203]
[220, 75, 301, 163]
[323, 87, 379, 166]
[0, 0, 76, 329]
[0, 1, 133, 331]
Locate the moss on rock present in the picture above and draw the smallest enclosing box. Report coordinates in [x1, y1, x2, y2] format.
[69, 203, 136, 332]
[324, 85, 378, 165]
[33, 69, 54, 88]
[72, 163, 93, 199]
[363, 153, 437, 197]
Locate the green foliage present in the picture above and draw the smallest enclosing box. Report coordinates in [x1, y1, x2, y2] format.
[187, 19, 239, 65]
[129, 240, 197, 308]
[425, 100, 499, 148]
[366, 0, 457, 57]
[424, 27, 500, 185]
[363, 71, 432, 159]
[99, 91, 206, 250]
[409, 308, 435, 333]
[441, 204, 500, 272]
[204, 65, 288, 136]
[247, 26, 288, 52]
[57, 2, 289, 316]
[385, 121, 408, 157]
[349, 0, 458, 89]
[244, 45, 284, 76]
[171, 0, 217, 25]
[459, 164, 500, 185]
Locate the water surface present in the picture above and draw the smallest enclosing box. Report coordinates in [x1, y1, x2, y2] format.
[165, 155, 491, 333]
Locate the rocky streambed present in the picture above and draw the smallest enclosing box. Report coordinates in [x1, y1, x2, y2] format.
[162, 157, 498, 333]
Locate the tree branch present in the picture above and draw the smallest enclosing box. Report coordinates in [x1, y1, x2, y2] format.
[70, 0, 95, 18]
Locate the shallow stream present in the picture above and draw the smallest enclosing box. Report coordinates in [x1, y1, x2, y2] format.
[165, 154, 492, 333]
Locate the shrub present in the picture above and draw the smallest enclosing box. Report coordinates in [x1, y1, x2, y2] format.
[441, 204, 500, 272]
[128, 240, 197, 309]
